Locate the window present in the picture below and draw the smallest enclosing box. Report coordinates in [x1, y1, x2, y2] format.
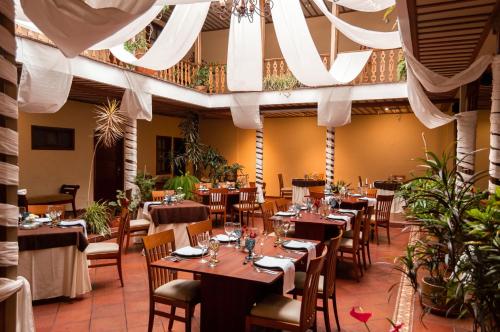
[156, 136, 186, 175]
[31, 125, 75, 150]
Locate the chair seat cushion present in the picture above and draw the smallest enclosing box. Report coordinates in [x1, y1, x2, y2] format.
[130, 218, 150, 228]
[343, 230, 362, 240]
[250, 294, 301, 324]
[232, 203, 259, 210]
[294, 271, 324, 293]
[340, 238, 353, 249]
[27, 194, 73, 204]
[154, 279, 201, 302]
[86, 242, 119, 255]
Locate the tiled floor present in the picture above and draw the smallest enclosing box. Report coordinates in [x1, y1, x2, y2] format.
[33, 216, 472, 332]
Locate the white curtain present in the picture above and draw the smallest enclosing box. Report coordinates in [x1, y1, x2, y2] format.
[227, 1, 262, 91]
[110, 2, 210, 70]
[317, 87, 352, 127]
[312, 0, 401, 50]
[271, 0, 371, 87]
[20, 0, 157, 57]
[230, 93, 262, 129]
[330, 0, 395, 12]
[405, 50, 493, 93]
[121, 71, 153, 120]
[17, 38, 73, 113]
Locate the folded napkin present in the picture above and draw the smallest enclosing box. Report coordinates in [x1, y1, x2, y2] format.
[34, 217, 51, 223]
[174, 246, 204, 257]
[275, 211, 295, 217]
[255, 256, 295, 294]
[213, 234, 236, 242]
[283, 240, 316, 267]
[327, 214, 351, 222]
[358, 197, 377, 206]
[60, 219, 87, 237]
[338, 209, 358, 216]
[142, 201, 162, 218]
[350, 194, 362, 197]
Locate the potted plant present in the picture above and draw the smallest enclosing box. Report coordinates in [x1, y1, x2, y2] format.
[174, 114, 206, 175]
[164, 172, 199, 200]
[223, 163, 244, 182]
[201, 146, 227, 184]
[192, 64, 209, 92]
[124, 29, 155, 76]
[134, 172, 157, 202]
[83, 201, 110, 236]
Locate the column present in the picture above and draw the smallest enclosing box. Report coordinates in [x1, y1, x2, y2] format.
[325, 128, 335, 186]
[0, 1, 19, 330]
[256, 122, 264, 202]
[489, 55, 500, 192]
[456, 111, 478, 184]
[124, 117, 138, 195]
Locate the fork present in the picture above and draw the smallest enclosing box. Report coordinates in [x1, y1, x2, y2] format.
[252, 265, 279, 275]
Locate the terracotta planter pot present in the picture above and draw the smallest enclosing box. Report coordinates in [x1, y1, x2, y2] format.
[420, 277, 459, 317]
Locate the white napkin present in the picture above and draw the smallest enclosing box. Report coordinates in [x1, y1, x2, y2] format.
[350, 193, 362, 197]
[283, 240, 316, 267]
[213, 234, 236, 242]
[34, 217, 51, 223]
[358, 197, 377, 206]
[60, 219, 87, 237]
[174, 246, 204, 256]
[142, 201, 162, 218]
[255, 256, 295, 294]
[327, 214, 351, 222]
[338, 209, 358, 215]
[275, 211, 295, 217]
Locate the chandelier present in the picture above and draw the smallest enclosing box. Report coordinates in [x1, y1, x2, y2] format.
[216, 0, 274, 23]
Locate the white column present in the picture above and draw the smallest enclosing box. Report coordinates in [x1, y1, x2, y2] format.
[325, 127, 335, 186]
[124, 117, 138, 194]
[456, 111, 478, 184]
[489, 55, 500, 192]
[256, 121, 264, 202]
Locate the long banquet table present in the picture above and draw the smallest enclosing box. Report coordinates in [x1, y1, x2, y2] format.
[152, 238, 319, 332]
[18, 224, 92, 300]
[146, 200, 210, 248]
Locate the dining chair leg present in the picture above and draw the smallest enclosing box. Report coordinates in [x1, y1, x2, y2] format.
[125, 231, 131, 252]
[366, 241, 372, 265]
[375, 222, 380, 245]
[117, 258, 124, 287]
[168, 306, 176, 331]
[322, 293, 332, 332]
[361, 244, 367, 270]
[352, 253, 360, 282]
[357, 251, 364, 277]
[332, 289, 341, 332]
[148, 301, 155, 332]
[386, 223, 391, 245]
[312, 317, 318, 332]
[185, 305, 192, 332]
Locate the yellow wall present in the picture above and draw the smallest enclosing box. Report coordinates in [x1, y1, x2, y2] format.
[200, 114, 457, 197]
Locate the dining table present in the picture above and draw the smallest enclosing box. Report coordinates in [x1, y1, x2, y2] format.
[291, 178, 326, 204]
[152, 237, 319, 332]
[17, 223, 92, 300]
[145, 200, 210, 248]
[340, 196, 376, 210]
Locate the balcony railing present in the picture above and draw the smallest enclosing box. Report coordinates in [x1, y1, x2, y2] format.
[16, 26, 404, 95]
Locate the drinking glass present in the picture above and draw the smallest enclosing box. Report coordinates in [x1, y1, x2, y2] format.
[196, 233, 210, 263]
[232, 222, 242, 249]
[224, 222, 235, 247]
[258, 230, 268, 258]
[282, 220, 291, 239]
[208, 239, 220, 267]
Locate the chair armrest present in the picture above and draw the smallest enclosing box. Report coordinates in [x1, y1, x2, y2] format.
[60, 184, 80, 197]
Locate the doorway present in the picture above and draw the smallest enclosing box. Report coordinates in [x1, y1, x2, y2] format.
[94, 137, 124, 202]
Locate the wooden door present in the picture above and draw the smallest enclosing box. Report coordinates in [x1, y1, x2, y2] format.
[94, 138, 124, 202]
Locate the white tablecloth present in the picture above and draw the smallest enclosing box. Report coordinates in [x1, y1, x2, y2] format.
[140, 206, 191, 248]
[292, 186, 309, 205]
[18, 245, 91, 300]
[378, 189, 404, 213]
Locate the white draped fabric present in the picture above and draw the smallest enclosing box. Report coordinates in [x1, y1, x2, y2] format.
[312, 0, 401, 49]
[0, 162, 19, 186]
[16, 276, 35, 332]
[0, 57, 17, 85]
[404, 50, 493, 93]
[124, 118, 138, 192]
[317, 87, 352, 127]
[230, 93, 262, 129]
[331, 50, 373, 83]
[0, 277, 23, 302]
[0, 204, 18, 227]
[0, 242, 18, 267]
[122, 71, 153, 121]
[330, 0, 395, 12]
[17, 38, 73, 113]
[0, 25, 16, 56]
[20, 0, 157, 57]
[0, 128, 18, 157]
[227, 1, 262, 91]
[0, 93, 18, 119]
[110, 2, 210, 70]
[456, 111, 478, 183]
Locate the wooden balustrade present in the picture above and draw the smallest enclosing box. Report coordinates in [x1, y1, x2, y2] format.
[16, 26, 403, 94]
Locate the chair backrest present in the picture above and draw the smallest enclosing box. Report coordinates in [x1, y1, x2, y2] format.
[186, 219, 213, 246]
[238, 187, 257, 210]
[260, 201, 275, 234]
[143, 229, 176, 294]
[350, 209, 364, 251]
[60, 184, 80, 196]
[274, 198, 289, 212]
[299, 249, 327, 331]
[209, 188, 228, 210]
[362, 206, 374, 243]
[323, 231, 343, 297]
[309, 191, 324, 200]
[116, 207, 129, 252]
[366, 188, 378, 198]
[27, 204, 65, 216]
[278, 173, 285, 190]
[152, 190, 165, 202]
[375, 195, 393, 223]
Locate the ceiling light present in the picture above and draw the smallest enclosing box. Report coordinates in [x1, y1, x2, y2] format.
[217, 0, 273, 23]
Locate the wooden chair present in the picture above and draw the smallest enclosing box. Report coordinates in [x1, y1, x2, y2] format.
[249, 181, 267, 198]
[292, 231, 343, 332]
[344, 206, 374, 269]
[366, 188, 378, 198]
[372, 195, 394, 245]
[275, 198, 290, 212]
[338, 209, 364, 282]
[143, 230, 201, 332]
[27, 204, 65, 216]
[124, 209, 150, 252]
[152, 190, 166, 202]
[232, 187, 258, 227]
[208, 188, 228, 224]
[195, 182, 212, 190]
[186, 219, 213, 247]
[278, 173, 292, 199]
[85, 207, 128, 286]
[245, 250, 327, 332]
[260, 201, 275, 234]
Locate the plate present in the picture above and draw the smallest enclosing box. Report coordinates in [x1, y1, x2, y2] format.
[350, 194, 362, 197]
[173, 246, 206, 257]
[34, 217, 51, 223]
[275, 211, 295, 217]
[19, 223, 40, 230]
[253, 258, 282, 270]
[213, 234, 237, 243]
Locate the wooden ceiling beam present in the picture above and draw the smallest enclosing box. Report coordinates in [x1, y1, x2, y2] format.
[417, 3, 495, 16]
[416, 0, 494, 9]
[470, 0, 500, 62]
[418, 13, 490, 24]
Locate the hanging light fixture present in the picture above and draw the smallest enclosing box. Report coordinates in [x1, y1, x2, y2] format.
[217, 0, 273, 23]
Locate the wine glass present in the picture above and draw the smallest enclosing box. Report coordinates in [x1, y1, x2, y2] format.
[232, 222, 242, 249]
[282, 220, 291, 239]
[258, 230, 268, 258]
[196, 232, 210, 263]
[224, 222, 235, 247]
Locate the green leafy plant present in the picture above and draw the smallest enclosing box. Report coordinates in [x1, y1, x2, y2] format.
[397, 59, 407, 81]
[108, 189, 140, 213]
[124, 30, 149, 54]
[193, 64, 210, 87]
[201, 146, 227, 183]
[83, 201, 110, 236]
[263, 73, 301, 91]
[174, 114, 206, 174]
[134, 172, 157, 202]
[164, 172, 199, 200]
[223, 163, 244, 181]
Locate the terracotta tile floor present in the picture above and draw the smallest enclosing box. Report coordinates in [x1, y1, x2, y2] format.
[33, 216, 472, 332]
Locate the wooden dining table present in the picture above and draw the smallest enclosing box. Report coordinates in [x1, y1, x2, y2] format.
[152, 237, 319, 332]
[192, 188, 240, 209]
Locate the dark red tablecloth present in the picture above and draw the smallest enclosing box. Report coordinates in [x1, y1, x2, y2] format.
[149, 200, 210, 226]
[18, 225, 88, 252]
[291, 179, 326, 187]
